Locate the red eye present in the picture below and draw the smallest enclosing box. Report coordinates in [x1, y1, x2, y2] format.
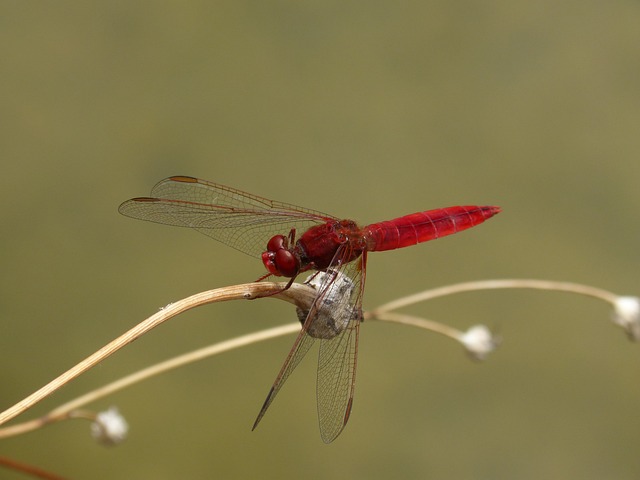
[267, 235, 286, 252]
[275, 249, 299, 277]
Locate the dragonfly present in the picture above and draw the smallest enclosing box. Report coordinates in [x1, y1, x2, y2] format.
[119, 175, 500, 443]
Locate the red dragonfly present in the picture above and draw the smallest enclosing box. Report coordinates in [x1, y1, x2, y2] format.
[119, 176, 500, 443]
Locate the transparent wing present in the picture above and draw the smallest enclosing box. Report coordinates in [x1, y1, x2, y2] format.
[251, 328, 317, 433]
[251, 244, 365, 443]
[119, 176, 336, 258]
[316, 251, 365, 443]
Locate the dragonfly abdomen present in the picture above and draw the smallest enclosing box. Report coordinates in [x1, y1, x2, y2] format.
[365, 206, 500, 252]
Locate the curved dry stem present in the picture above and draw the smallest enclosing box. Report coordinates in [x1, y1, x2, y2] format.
[0, 324, 302, 439]
[373, 279, 619, 314]
[1, 314, 462, 439]
[365, 311, 463, 341]
[0, 455, 68, 480]
[49, 324, 301, 417]
[0, 278, 629, 440]
[0, 282, 316, 429]
[0, 414, 70, 440]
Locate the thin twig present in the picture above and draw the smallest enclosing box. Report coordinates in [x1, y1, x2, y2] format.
[366, 311, 463, 340]
[50, 324, 301, 416]
[0, 455, 68, 480]
[0, 282, 316, 428]
[0, 324, 301, 439]
[0, 278, 630, 440]
[373, 279, 619, 314]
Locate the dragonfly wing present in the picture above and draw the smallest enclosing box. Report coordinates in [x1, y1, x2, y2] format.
[149, 176, 332, 217]
[252, 247, 366, 439]
[252, 328, 316, 431]
[119, 176, 336, 258]
[313, 248, 366, 443]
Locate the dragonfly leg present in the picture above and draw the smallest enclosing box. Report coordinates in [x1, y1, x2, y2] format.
[250, 274, 298, 299]
[286, 227, 297, 246]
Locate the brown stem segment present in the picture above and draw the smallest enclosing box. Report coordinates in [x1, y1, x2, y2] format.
[0, 282, 316, 428]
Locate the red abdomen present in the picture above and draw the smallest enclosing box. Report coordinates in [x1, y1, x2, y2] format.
[365, 206, 500, 252]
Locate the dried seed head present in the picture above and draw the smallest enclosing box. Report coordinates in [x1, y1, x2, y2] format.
[91, 407, 129, 446]
[611, 296, 640, 341]
[459, 325, 499, 361]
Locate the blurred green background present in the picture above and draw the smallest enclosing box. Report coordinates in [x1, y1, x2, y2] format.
[1, 1, 639, 479]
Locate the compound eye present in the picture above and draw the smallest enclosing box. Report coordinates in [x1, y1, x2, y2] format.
[275, 249, 299, 277]
[267, 235, 286, 252]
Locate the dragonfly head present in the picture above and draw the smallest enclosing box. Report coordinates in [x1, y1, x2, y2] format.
[262, 234, 300, 278]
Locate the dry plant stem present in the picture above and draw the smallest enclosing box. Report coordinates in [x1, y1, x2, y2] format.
[365, 311, 463, 341]
[0, 409, 100, 439]
[0, 324, 302, 439]
[0, 455, 68, 480]
[373, 279, 619, 314]
[0, 282, 316, 429]
[0, 411, 73, 440]
[0, 278, 622, 439]
[2, 316, 453, 438]
[49, 324, 300, 416]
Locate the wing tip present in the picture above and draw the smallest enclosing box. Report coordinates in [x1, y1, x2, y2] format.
[118, 197, 161, 214]
[252, 386, 276, 432]
[319, 396, 353, 444]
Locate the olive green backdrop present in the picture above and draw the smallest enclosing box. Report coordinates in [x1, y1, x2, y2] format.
[1, 2, 639, 479]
